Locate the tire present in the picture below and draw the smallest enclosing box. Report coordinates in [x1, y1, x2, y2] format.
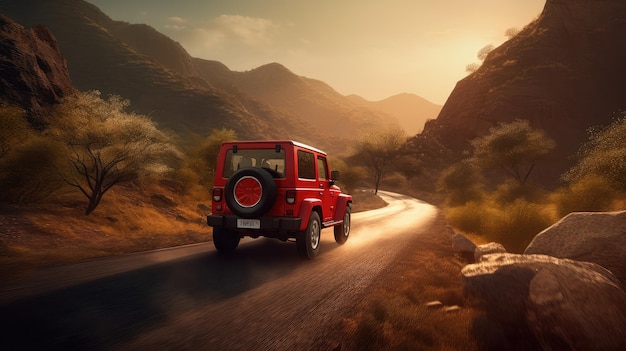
[296, 211, 321, 259]
[334, 205, 351, 244]
[212, 227, 240, 254]
[224, 168, 276, 219]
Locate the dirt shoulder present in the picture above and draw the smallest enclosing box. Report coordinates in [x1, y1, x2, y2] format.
[339, 212, 481, 350]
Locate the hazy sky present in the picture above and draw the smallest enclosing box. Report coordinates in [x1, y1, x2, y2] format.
[88, 0, 545, 104]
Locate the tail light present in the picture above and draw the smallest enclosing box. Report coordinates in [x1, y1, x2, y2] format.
[286, 190, 296, 204]
[212, 188, 223, 202]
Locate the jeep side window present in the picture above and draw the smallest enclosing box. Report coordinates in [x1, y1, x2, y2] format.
[318, 156, 328, 180]
[297, 150, 316, 180]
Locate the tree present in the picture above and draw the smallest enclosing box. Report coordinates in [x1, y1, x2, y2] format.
[563, 113, 626, 191]
[477, 44, 495, 61]
[50, 91, 179, 215]
[505, 27, 520, 40]
[466, 44, 495, 73]
[470, 119, 555, 185]
[352, 127, 407, 194]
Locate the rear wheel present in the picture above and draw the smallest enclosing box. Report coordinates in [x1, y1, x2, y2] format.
[334, 205, 351, 244]
[297, 211, 321, 259]
[212, 227, 240, 254]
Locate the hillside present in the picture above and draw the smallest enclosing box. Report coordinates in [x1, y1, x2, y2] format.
[0, 0, 406, 154]
[419, 0, 626, 186]
[347, 93, 442, 134]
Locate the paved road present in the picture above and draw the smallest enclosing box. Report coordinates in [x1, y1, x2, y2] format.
[0, 191, 437, 350]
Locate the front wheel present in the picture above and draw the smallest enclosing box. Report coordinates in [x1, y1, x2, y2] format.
[297, 211, 321, 259]
[334, 205, 351, 244]
[212, 227, 240, 254]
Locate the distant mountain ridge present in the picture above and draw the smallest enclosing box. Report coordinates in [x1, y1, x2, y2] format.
[347, 93, 441, 134]
[0, 0, 433, 155]
[419, 0, 626, 186]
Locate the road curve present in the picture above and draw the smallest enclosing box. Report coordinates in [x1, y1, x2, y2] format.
[0, 191, 437, 350]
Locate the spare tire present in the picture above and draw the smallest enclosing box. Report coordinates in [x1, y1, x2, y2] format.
[225, 168, 277, 218]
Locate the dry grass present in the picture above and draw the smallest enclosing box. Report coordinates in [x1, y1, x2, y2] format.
[0, 184, 382, 280]
[0, 179, 211, 280]
[341, 214, 481, 350]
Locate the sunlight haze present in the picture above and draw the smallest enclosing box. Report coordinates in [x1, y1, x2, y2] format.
[88, 0, 545, 104]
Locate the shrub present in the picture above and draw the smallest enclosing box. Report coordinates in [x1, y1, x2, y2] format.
[444, 202, 492, 235]
[554, 175, 619, 217]
[481, 199, 555, 253]
[445, 199, 556, 253]
[492, 178, 548, 205]
[563, 114, 626, 192]
[0, 136, 65, 203]
[437, 162, 485, 206]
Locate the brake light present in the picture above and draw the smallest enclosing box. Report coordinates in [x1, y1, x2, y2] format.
[212, 188, 223, 202]
[286, 190, 296, 204]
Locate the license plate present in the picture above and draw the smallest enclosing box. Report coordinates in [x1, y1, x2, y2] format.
[237, 219, 260, 229]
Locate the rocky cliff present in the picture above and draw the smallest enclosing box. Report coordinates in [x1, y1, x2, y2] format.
[420, 0, 626, 186]
[0, 14, 74, 126]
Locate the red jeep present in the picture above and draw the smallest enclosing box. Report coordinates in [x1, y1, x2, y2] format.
[207, 140, 352, 259]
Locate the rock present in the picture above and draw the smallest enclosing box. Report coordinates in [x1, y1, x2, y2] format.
[425, 301, 443, 309]
[525, 211, 626, 287]
[450, 228, 476, 262]
[474, 242, 506, 262]
[0, 14, 74, 126]
[443, 305, 461, 313]
[462, 253, 626, 350]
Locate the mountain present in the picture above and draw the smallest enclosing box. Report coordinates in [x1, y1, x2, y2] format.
[347, 93, 442, 134]
[419, 0, 626, 186]
[0, 14, 74, 127]
[0, 0, 402, 155]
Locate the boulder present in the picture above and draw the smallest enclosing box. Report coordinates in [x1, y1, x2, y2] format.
[462, 253, 626, 350]
[474, 242, 506, 262]
[450, 228, 476, 262]
[525, 211, 626, 287]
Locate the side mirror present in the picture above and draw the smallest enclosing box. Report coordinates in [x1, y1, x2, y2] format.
[330, 170, 340, 181]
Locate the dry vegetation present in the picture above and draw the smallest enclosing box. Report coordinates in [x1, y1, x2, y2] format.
[0, 179, 211, 280]
[0, 185, 385, 280]
[341, 214, 481, 351]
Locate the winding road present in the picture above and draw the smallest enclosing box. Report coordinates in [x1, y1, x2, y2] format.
[0, 191, 437, 350]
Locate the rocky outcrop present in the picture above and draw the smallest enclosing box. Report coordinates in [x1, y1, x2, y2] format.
[525, 211, 626, 287]
[473, 242, 506, 262]
[463, 253, 626, 351]
[420, 0, 626, 186]
[0, 14, 74, 126]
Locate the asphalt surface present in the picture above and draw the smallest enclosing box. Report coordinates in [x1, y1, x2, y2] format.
[0, 191, 437, 350]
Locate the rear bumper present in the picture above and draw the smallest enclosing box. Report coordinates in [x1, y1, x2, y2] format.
[207, 214, 302, 235]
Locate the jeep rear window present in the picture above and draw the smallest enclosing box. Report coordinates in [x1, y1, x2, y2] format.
[223, 148, 286, 178]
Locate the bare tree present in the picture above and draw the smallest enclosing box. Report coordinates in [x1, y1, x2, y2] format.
[353, 127, 407, 194]
[50, 91, 179, 215]
[477, 44, 495, 61]
[505, 27, 520, 39]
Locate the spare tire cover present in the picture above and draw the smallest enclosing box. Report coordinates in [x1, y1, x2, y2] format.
[225, 168, 277, 218]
